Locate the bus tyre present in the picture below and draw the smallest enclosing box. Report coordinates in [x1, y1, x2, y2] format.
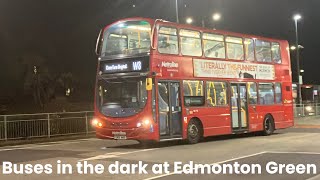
[262, 115, 275, 136]
[187, 119, 202, 144]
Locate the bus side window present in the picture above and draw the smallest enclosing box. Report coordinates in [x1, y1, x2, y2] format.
[272, 42, 282, 64]
[206, 81, 227, 107]
[256, 40, 272, 63]
[158, 26, 178, 54]
[180, 29, 202, 56]
[206, 82, 216, 107]
[244, 38, 254, 61]
[226, 36, 244, 60]
[203, 33, 225, 59]
[259, 83, 275, 105]
[274, 83, 282, 103]
[247, 82, 257, 104]
[183, 80, 204, 106]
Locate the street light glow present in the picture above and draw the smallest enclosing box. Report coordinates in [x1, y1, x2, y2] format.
[186, 17, 193, 24]
[290, 46, 296, 50]
[213, 13, 221, 21]
[293, 14, 302, 21]
[290, 45, 304, 50]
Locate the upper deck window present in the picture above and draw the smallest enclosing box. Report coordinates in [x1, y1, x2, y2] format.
[203, 33, 225, 59]
[158, 27, 178, 54]
[180, 29, 202, 56]
[272, 42, 281, 64]
[256, 40, 272, 63]
[244, 38, 254, 61]
[101, 21, 151, 57]
[226, 36, 244, 60]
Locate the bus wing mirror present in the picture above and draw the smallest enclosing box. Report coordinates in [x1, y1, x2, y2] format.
[95, 29, 103, 56]
[146, 78, 152, 91]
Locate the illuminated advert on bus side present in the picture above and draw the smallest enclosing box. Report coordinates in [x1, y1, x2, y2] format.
[100, 57, 149, 74]
[193, 59, 275, 80]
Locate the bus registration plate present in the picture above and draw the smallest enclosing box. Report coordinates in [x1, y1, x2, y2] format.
[112, 131, 127, 140]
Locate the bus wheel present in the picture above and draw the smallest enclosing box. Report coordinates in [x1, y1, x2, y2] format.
[187, 119, 202, 144]
[262, 115, 275, 136]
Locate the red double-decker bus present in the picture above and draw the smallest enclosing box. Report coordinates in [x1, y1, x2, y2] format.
[93, 17, 293, 144]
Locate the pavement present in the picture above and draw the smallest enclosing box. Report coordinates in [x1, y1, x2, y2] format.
[1, 126, 320, 180]
[295, 116, 320, 128]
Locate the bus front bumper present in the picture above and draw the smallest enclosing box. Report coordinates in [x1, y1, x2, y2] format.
[95, 126, 157, 141]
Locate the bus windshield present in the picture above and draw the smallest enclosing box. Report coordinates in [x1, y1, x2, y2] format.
[97, 77, 147, 117]
[101, 21, 151, 57]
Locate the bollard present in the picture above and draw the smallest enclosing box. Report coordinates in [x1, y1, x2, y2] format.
[4, 116, 7, 141]
[85, 112, 89, 135]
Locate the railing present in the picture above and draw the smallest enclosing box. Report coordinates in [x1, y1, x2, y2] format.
[0, 105, 317, 141]
[0, 111, 94, 141]
[294, 103, 320, 118]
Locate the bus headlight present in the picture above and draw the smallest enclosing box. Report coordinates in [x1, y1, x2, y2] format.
[92, 118, 99, 126]
[91, 118, 103, 128]
[144, 119, 150, 125]
[137, 120, 151, 128]
[97, 122, 103, 127]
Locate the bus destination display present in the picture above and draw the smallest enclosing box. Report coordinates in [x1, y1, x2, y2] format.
[100, 57, 149, 74]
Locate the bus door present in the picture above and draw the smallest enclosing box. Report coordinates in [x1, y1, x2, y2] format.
[247, 82, 259, 131]
[230, 83, 248, 131]
[158, 81, 182, 139]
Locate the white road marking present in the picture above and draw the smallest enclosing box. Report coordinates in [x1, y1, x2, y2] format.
[267, 151, 320, 155]
[144, 151, 267, 180]
[145, 150, 320, 180]
[80, 148, 158, 161]
[0, 138, 99, 152]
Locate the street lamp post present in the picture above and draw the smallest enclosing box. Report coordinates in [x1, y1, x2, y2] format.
[175, 0, 179, 23]
[293, 14, 302, 104]
[201, 18, 205, 27]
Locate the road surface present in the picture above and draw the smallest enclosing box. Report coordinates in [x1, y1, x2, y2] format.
[1, 128, 320, 180]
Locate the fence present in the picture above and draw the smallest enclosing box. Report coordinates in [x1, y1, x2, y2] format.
[0, 105, 318, 141]
[0, 111, 94, 141]
[294, 103, 320, 118]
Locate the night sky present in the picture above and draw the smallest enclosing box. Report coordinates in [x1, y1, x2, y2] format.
[1, 0, 319, 97]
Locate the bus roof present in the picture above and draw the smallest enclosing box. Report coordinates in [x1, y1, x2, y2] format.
[104, 17, 287, 43]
